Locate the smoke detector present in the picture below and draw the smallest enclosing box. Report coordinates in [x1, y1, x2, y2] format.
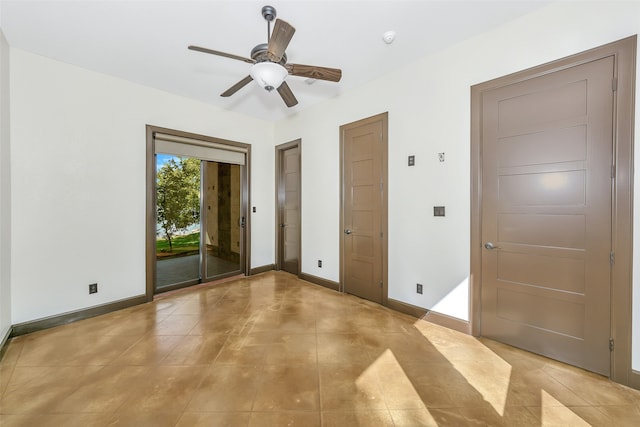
[382, 30, 396, 44]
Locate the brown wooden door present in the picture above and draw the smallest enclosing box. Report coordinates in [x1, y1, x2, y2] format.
[277, 143, 300, 275]
[481, 56, 614, 375]
[341, 114, 387, 304]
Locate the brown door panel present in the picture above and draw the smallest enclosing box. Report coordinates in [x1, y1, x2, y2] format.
[481, 56, 614, 375]
[277, 144, 300, 275]
[341, 116, 386, 304]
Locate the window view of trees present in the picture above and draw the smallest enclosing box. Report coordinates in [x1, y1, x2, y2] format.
[156, 157, 201, 252]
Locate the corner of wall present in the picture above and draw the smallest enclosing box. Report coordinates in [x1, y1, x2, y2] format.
[0, 27, 12, 340]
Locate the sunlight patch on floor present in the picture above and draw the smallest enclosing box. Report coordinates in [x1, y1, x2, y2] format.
[447, 355, 512, 415]
[354, 352, 386, 402]
[356, 349, 424, 404]
[417, 325, 512, 416]
[540, 390, 590, 426]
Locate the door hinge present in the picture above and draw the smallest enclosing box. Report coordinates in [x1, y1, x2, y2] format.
[379, 281, 383, 288]
[609, 338, 614, 351]
[612, 78, 618, 92]
[380, 231, 383, 239]
[610, 251, 615, 265]
[611, 164, 616, 179]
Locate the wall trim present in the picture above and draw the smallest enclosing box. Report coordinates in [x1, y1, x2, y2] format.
[300, 272, 339, 292]
[386, 299, 471, 335]
[423, 311, 471, 335]
[10, 294, 147, 337]
[631, 370, 640, 390]
[0, 326, 12, 361]
[387, 298, 427, 318]
[250, 264, 275, 275]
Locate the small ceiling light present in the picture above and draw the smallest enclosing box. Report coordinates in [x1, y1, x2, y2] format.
[250, 62, 288, 92]
[382, 30, 396, 44]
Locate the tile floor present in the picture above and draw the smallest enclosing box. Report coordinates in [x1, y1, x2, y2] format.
[1, 271, 639, 426]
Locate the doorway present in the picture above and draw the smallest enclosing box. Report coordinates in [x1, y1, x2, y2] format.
[146, 126, 251, 297]
[275, 140, 301, 275]
[154, 158, 242, 291]
[340, 112, 388, 305]
[470, 37, 635, 384]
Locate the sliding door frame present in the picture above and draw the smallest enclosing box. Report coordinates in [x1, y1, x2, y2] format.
[145, 125, 251, 300]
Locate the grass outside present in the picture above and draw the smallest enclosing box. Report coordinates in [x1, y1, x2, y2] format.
[157, 231, 200, 258]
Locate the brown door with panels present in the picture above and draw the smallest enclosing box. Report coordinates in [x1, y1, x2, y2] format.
[480, 56, 614, 375]
[276, 141, 300, 275]
[340, 113, 388, 304]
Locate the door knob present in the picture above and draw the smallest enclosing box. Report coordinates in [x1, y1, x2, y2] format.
[484, 242, 499, 250]
[344, 229, 352, 235]
[280, 223, 286, 228]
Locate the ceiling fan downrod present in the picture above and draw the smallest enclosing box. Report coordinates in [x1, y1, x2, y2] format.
[262, 5, 276, 43]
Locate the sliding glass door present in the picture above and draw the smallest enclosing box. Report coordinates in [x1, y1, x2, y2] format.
[155, 156, 244, 293]
[146, 126, 250, 299]
[202, 161, 242, 280]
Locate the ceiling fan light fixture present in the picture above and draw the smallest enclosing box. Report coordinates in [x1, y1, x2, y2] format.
[250, 62, 288, 92]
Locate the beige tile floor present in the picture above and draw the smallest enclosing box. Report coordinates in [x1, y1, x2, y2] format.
[1, 271, 639, 426]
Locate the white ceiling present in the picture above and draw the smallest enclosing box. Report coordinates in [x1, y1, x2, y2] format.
[0, 0, 550, 121]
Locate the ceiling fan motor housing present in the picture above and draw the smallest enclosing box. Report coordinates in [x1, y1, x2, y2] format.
[251, 43, 287, 65]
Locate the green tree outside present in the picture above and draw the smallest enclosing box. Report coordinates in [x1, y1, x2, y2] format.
[156, 157, 201, 252]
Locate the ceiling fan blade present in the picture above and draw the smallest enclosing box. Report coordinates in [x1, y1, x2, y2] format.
[267, 19, 295, 62]
[285, 63, 342, 82]
[221, 75, 253, 97]
[277, 81, 298, 107]
[188, 45, 255, 64]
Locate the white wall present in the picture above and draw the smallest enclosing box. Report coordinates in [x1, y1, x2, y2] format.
[274, 1, 640, 364]
[9, 49, 274, 324]
[0, 27, 11, 340]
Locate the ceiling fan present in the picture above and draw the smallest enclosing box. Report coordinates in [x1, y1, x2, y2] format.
[188, 5, 342, 107]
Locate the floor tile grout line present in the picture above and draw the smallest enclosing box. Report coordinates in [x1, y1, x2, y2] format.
[115, 281, 236, 420]
[315, 318, 324, 426]
[107, 333, 150, 367]
[0, 343, 24, 400]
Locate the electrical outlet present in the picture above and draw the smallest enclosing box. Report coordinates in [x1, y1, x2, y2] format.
[416, 283, 423, 294]
[89, 283, 98, 294]
[318, 260, 322, 268]
[408, 155, 415, 166]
